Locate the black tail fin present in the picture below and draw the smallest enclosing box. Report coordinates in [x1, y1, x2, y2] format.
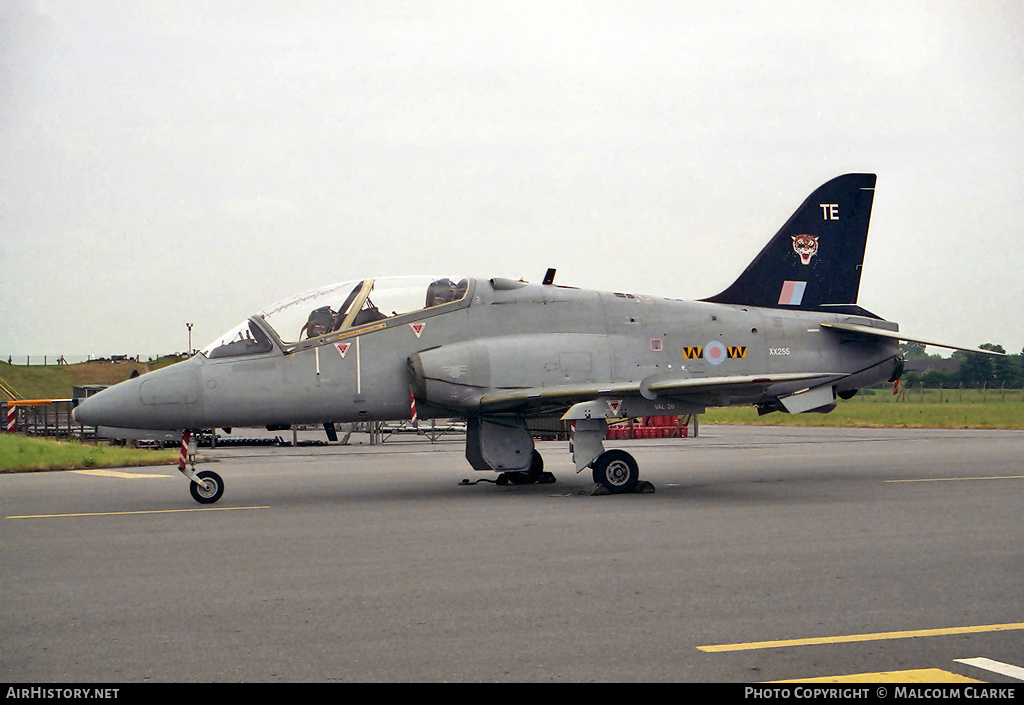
[702, 173, 876, 312]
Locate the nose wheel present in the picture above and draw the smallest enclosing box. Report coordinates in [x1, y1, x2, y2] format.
[189, 470, 225, 504]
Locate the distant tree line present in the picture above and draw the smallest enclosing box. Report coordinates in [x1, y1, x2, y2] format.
[900, 342, 1023, 389]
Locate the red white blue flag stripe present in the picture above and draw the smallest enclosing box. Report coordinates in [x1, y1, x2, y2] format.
[778, 280, 807, 306]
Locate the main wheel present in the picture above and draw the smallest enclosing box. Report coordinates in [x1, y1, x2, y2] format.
[506, 449, 544, 485]
[592, 450, 639, 494]
[189, 469, 224, 504]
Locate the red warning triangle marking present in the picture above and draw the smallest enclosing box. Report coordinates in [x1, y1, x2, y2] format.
[606, 400, 622, 416]
[410, 322, 425, 338]
[334, 342, 351, 358]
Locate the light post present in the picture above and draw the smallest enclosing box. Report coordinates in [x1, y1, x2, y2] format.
[186, 323, 194, 356]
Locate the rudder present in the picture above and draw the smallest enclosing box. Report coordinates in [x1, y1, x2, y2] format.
[702, 173, 876, 311]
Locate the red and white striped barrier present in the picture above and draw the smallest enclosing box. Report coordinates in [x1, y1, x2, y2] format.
[410, 392, 418, 428]
[178, 430, 191, 469]
[5, 405, 15, 433]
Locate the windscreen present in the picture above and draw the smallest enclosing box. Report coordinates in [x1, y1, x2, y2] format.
[201, 320, 274, 359]
[257, 276, 469, 345]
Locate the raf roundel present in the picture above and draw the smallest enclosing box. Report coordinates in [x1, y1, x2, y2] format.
[703, 341, 727, 365]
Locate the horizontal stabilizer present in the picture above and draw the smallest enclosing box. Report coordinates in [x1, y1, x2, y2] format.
[820, 323, 1004, 356]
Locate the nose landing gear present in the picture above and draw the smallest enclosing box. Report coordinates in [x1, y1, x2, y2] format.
[178, 430, 225, 504]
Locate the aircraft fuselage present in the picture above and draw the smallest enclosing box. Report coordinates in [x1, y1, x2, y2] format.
[74, 277, 899, 432]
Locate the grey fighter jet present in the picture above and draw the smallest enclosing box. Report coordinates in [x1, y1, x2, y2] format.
[72, 174, 999, 503]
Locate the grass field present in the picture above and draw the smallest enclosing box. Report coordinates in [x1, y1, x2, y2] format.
[702, 387, 1024, 429]
[0, 434, 178, 473]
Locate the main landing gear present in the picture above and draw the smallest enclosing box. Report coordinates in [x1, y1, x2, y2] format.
[178, 430, 225, 504]
[491, 447, 645, 494]
[572, 419, 649, 495]
[496, 449, 556, 485]
[464, 415, 651, 494]
[591, 449, 640, 494]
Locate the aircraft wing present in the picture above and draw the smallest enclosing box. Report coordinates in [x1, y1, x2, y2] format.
[477, 371, 847, 413]
[820, 323, 1004, 355]
[642, 372, 847, 397]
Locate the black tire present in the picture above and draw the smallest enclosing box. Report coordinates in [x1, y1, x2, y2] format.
[189, 470, 224, 504]
[526, 449, 544, 481]
[592, 450, 639, 494]
[506, 450, 544, 485]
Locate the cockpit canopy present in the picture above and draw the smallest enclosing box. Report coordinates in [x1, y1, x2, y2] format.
[201, 276, 470, 359]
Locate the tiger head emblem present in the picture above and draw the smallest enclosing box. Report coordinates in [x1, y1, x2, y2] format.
[791, 234, 819, 265]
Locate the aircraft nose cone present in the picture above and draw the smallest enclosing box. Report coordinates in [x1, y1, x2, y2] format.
[73, 379, 146, 428]
[73, 360, 203, 429]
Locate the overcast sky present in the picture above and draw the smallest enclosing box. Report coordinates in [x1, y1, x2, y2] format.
[2, 1, 1022, 360]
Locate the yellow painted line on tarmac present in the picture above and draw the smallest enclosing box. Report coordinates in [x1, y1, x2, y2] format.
[697, 622, 1024, 653]
[71, 469, 171, 479]
[6, 506, 269, 520]
[772, 668, 981, 683]
[885, 475, 1024, 483]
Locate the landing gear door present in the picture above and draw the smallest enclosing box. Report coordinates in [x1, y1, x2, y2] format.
[465, 417, 534, 472]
